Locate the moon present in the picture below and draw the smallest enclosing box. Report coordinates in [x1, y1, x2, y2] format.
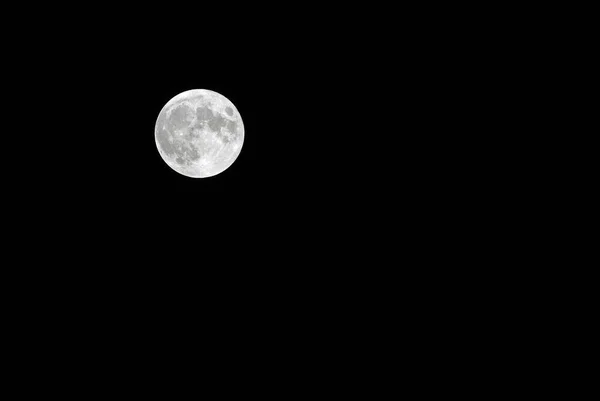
[155, 89, 244, 178]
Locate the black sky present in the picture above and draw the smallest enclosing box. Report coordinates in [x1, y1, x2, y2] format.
[7, 3, 513, 277]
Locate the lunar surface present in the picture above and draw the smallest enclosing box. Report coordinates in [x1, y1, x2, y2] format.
[155, 89, 244, 178]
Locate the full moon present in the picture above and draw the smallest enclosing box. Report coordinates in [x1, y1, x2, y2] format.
[155, 89, 244, 178]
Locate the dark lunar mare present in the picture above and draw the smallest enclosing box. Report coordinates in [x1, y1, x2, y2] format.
[195, 105, 226, 132]
[227, 121, 237, 135]
[185, 142, 200, 161]
[208, 113, 227, 132]
[167, 104, 193, 131]
[219, 120, 239, 144]
[195, 106, 212, 122]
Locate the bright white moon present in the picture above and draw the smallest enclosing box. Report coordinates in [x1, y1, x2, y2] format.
[155, 89, 244, 178]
